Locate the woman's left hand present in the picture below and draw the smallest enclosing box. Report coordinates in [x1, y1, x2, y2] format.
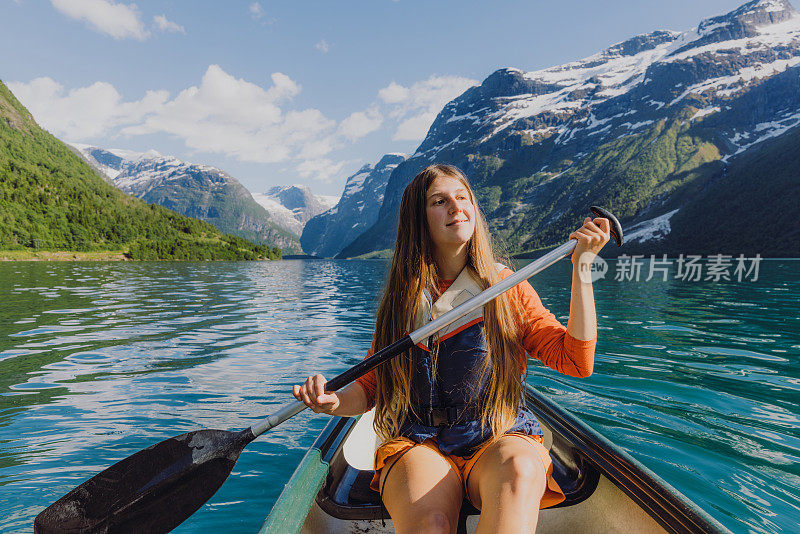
[569, 217, 611, 265]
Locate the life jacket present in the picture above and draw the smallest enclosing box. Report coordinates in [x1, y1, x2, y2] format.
[400, 265, 542, 456]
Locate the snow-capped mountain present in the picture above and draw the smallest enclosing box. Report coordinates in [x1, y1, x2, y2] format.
[301, 153, 408, 257]
[72, 144, 300, 252]
[340, 0, 800, 258]
[415, 0, 800, 163]
[251, 185, 338, 237]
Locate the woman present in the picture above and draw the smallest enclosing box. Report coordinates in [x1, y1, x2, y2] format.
[294, 164, 610, 533]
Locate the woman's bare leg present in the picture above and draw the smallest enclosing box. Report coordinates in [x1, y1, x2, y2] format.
[380, 445, 464, 534]
[467, 435, 547, 533]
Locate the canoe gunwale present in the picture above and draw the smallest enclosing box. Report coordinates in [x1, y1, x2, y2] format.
[315, 417, 384, 521]
[314, 416, 353, 464]
[259, 417, 355, 533]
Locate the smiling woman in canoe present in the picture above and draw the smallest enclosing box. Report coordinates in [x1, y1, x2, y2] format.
[294, 164, 610, 533]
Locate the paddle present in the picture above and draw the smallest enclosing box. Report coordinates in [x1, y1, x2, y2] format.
[35, 206, 622, 534]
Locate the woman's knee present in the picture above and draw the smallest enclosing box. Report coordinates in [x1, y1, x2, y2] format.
[380, 444, 463, 533]
[497, 452, 546, 495]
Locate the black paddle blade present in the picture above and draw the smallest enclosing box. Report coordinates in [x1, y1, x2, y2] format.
[35, 428, 255, 534]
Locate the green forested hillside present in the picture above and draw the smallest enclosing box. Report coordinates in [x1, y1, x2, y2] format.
[137, 174, 300, 252]
[479, 117, 722, 254]
[645, 123, 800, 257]
[0, 81, 280, 260]
[502, 118, 800, 258]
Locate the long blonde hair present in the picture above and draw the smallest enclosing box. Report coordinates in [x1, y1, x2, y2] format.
[372, 164, 525, 441]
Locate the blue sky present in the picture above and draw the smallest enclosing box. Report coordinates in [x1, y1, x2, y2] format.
[2, 0, 751, 196]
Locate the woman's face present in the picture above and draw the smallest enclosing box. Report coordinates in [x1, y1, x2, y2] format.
[425, 175, 476, 252]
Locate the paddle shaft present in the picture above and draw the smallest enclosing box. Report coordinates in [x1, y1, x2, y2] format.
[249, 239, 578, 438]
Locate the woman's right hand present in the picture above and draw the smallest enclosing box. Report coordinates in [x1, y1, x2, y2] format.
[293, 374, 341, 415]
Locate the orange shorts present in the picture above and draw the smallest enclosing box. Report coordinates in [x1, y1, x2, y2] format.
[372, 433, 566, 509]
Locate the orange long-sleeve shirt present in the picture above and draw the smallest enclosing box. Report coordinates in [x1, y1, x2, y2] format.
[355, 268, 597, 409]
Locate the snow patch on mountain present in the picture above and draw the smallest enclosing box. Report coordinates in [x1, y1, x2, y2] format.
[71, 143, 228, 197]
[626, 209, 681, 243]
[342, 169, 371, 196]
[691, 106, 721, 120]
[723, 109, 800, 160]
[251, 193, 301, 235]
[670, 56, 800, 106]
[317, 195, 339, 208]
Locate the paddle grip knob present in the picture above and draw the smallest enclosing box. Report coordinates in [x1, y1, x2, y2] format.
[589, 206, 624, 247]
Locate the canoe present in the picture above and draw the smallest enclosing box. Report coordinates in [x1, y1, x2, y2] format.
[259, 384, 729, 533]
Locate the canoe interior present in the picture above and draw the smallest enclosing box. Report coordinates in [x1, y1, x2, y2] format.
[263, 385, 728, 534]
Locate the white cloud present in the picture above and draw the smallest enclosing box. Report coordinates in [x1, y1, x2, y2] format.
[249, 2, 264, 19]
[315, 39, 330, 53]
[248, 3, 276, 26]
[337, 107, 383, 141]
[394, 113, 438, 141]
[8, 77, 167, 138]
[378, 75, 477, 141]
[9, 67, 477, 186]
[297, 138, 335, 160]
[377, 82, 409, 104]
[265, 72, 300, 100]
[50, 0, 149, 40]
[153, 14, 185, 35]
[295, 158, 347, 182]
[10, 66, 353, 168]
[118, 66, 332, 163]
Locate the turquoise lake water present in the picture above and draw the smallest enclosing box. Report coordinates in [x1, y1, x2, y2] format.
[0, 259, 798, 533]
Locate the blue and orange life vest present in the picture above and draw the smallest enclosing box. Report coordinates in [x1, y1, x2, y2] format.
[400, 265, 542, 456]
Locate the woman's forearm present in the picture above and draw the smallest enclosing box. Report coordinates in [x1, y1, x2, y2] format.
[564, 215, 610, 342]
[330, 382, 370, 417]
[293, 375, 370, 416]
[566, 258, 598, 341]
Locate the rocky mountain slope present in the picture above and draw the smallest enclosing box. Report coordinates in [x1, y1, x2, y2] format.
[73, 145, 300, 253]
[339, 0, 800, 258]
[252, 185, 337, 237]
[301, 153, 408, 257]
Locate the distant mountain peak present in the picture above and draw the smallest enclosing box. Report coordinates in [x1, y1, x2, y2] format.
[688, 0, 798, 47]
[70, 144, 230, 193]
[375, 152, 408, 169]
[70, 142, 299, 251]
[71, 143, 164, 164]
[264, 184, 322, 211]
[711, 0, 797, 27]
[252, 184, 339, 237]
[413, 0, 800, 161]
[604, 30, 682, 58]
[300, 152, 409, 257]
